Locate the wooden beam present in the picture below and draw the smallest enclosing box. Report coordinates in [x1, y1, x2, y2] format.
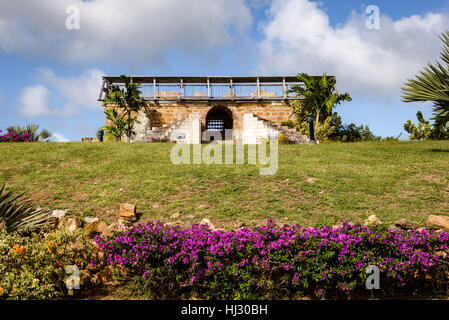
[282, 77, 286, 99]
[153, 78, 156, 99]
[207, 78, 211, 97]
[180, 78, 184, 97]
[98, 80, 105, 101]
[256, 77, 260, 98]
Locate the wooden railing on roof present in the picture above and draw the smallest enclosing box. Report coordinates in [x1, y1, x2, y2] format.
[98, 76, 311, 102]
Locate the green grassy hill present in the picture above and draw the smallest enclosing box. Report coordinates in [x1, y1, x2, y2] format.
[1, 141, 448, 228]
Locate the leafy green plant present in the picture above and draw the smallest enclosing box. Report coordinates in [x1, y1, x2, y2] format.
[288, 73, 352, 136]
[280, 120, 296, 129]
[404, 111, 449, 141]
[402, 31, 449, 127]
[0, 226, 100, 299]
[0, 185, 51, 233]
[100, 108, 128, 142]
[103, 75, 153, 142]
[6, 124, 51, 142]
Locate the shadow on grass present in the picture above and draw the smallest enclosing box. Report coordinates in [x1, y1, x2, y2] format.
[430, 148, 449, 153]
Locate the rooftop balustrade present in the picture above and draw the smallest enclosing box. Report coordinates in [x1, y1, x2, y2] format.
[98, 76, 316, 102]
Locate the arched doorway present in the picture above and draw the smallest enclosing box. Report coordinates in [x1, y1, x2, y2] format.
[205, 106, 233, 141]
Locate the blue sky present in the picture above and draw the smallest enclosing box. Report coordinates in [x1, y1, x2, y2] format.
[1, 0, 449, 141]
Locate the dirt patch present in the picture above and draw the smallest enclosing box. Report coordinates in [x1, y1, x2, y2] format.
[417, 173, 447, 185]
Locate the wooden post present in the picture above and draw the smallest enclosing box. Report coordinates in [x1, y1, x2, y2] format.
[180, 78, 183, 97]
[283, 77, 286, 99]
[256, 77, 260, 98]
[153, 78, 156, 99]
[98, 80, 105, 101]
[207, 78, 211, 97]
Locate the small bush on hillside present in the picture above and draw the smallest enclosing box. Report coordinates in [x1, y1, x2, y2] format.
[0, 130, 32, 142]
[0, 226, 100, 300]
[404, 111, 449, 141]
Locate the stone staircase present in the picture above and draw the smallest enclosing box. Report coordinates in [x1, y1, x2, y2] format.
[250, 114, 309, 144]
[140, 116, 189, 142]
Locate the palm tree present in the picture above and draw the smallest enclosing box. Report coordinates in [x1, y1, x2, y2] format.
[7, 124, 51, 142]
[100, 108, 128, 141]
[402, 31, 449, 127]
[103, 75, 150, 142]
[288, 73, 352, 134]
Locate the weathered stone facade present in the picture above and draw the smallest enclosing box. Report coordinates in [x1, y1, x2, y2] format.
[125, 101, 299, 143]
[100, 76, 311, 144]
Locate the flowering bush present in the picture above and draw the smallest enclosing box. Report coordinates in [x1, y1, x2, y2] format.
[0, 130, 32, 142]
[0, 226, 100, 300]
[96, 220, 449, 299]
[150, 137, 170, 142]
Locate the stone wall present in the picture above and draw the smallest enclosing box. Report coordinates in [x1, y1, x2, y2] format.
[104, 101, 299, 143]
[140, 101, 295, 129]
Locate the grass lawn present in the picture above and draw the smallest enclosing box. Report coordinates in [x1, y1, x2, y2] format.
[0, 140, 448, 229]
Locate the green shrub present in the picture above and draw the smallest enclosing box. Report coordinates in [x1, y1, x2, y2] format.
[280, 120, 296, 129]
[0, 226, 98, 300]
[404, 111, 449, 141]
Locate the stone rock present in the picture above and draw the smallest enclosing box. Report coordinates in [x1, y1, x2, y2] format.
[394, 218, 419, 230]
[84, 217, 99, 224]
[64, 217, 82, 233]
[427, 215, 449, 232]
[101, 223, 117, 237]
[52, 210, 67, 219]
[388, 224, 401, 232]
[364, 215, 382, 226]
[170, 213, 180, 219]
[200, 218, 215, 230]
[85, 220, 108, 236]
[119, 203, 137, 222]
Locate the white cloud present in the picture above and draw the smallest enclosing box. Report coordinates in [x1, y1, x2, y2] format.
[17, 68, 104, 118]
[38, 68, 104, 110]
[18, 85, 72, 118]
[257, 0, 449, 98]
[0, 0, 251, 64]
[52, 132, 70, 142]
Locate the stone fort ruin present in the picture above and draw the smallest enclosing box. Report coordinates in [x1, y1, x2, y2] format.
[98, 76, 311, 144]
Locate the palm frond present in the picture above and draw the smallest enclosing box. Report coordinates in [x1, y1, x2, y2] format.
[0, 185, 51, 233]
[402, 31, 449, 126]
